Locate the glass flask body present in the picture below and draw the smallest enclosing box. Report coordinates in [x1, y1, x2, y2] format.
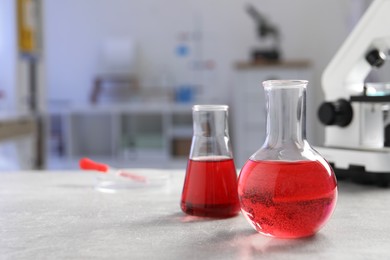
[238, 80, 337, 238]
[181, 105, 240, 218]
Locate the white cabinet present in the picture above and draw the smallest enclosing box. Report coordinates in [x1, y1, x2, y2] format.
[0, 114, 37, 170]
[231, 61, 312, 168]
[47, 103, 193, 169]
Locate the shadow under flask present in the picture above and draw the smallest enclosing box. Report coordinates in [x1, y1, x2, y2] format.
[238, 80, 337, 238]
[181, 105, 240, 218]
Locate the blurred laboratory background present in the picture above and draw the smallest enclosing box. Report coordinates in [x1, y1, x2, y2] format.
[0, 0, 384, 170]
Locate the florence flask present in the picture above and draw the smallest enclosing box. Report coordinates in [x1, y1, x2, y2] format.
[237, 80, 338, 238]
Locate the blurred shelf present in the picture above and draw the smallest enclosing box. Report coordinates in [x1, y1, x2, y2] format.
[46, 155, 187, 170]
[46, 103, 193, 169]
[169, 126, 193, 138]
[0, 113, 36, 141]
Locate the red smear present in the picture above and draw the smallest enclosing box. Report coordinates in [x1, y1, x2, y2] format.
[80, 157, 147, 183]
[119, 171, 147, 182]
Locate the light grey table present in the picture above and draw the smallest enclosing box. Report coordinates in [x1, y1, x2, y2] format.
[0, 169, 389, 259]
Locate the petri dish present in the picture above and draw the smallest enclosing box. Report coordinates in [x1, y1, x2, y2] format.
[94, 169, 171, 193]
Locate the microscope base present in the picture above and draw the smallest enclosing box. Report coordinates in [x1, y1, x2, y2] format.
[315, 146, 390, 187]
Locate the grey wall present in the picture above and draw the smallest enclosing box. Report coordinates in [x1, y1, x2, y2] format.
[42, 0, 370, 144]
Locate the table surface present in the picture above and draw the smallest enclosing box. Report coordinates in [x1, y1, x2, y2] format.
[1, 169, 389, 260]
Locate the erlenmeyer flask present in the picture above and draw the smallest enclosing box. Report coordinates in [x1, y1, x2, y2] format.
[181, 105, 240, 218]
[238, 80, 337, 238]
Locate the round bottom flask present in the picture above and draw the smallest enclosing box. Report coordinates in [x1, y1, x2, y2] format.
[237, 80, 337, 238]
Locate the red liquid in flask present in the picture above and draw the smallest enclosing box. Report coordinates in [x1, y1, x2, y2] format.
[238, 160, 337, 238]
[181, 157, 240, 218]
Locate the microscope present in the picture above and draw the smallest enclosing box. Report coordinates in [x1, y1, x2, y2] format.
[317, 0, 390, 186]
[246, 4, 281, 61]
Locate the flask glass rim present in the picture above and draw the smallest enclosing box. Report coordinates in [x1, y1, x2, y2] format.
[193, 104, 228, 112]
[263, 80, 308, 90]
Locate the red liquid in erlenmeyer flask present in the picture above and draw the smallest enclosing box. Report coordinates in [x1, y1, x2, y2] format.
[238, 160, 337, 238]
[181, 157, 240, 218]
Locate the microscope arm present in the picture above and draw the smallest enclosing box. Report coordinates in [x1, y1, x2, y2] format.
[246, 5, 279, 40]
[322, 0, 390, 101]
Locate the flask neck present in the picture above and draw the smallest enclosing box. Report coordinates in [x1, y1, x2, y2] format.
[193, 108, 229, 137]
[190, 105, 233, 159]
[264, 82, 307, 147]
